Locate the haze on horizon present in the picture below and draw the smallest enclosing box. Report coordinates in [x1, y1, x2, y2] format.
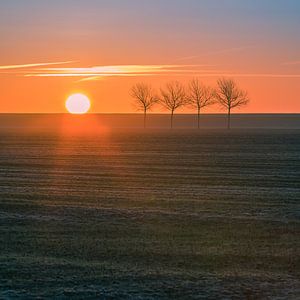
[0, 0, 300, 113]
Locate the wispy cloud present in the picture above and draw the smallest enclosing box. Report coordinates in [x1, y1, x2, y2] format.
[23, 64, 218, 79]
[192, 73, 300, 78]
[282, 60, 300, 66]
[176, 45, 255, 62]
[0, 61, 75, 70]
[1, 62, 300, 80]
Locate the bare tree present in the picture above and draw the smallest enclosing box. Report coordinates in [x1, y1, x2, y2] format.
[187, 78, 215, 129]
[215, 78, 249, 129]
[130, 83, 158, 128]
[159, 81, 187, 129]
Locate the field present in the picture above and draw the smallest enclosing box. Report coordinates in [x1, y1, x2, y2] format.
[0, 124, 299, 298]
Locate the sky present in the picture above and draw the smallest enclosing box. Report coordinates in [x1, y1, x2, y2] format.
[0, 0, 300, 113]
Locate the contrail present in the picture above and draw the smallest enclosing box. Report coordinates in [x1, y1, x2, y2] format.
[0, 61, 76, 70]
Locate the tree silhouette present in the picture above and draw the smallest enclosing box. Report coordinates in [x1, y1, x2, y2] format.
[159, 81, 187, 129]
[187, 78, 215, 129]
[215, 78, 249, 129]
[130, 83, 158, 128]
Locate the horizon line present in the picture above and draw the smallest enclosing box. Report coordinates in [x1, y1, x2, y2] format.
[0, 112, 299, 115]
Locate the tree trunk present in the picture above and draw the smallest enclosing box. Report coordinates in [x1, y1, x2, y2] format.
[227, 107, 231, 130]
[144, 109, 146, 129]
[197, 107, 200, 129]
[170, 110, 174, 129]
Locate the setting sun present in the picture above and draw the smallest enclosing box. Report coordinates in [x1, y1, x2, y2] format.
[65, 94, 91, 114]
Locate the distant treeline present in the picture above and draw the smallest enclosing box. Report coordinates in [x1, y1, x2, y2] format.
[130, 77, 249, 129]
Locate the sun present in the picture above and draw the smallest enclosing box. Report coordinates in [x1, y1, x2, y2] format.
[65, 93, 91, 114]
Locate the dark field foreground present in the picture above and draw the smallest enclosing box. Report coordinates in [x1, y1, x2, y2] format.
[0, 129, 299, 299]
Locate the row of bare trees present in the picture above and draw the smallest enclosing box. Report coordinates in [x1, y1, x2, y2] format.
[130, 78, 249, 129]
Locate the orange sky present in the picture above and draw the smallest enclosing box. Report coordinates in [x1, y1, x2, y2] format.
[1, 0, 300, 113]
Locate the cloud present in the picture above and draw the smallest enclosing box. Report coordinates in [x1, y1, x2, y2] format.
[26, 70, 300, 79]
[0, 61, 75, 70]
[176, 45, 255, 61]
[282, 61, 300, 66]
[23, 64, 220, 78]
[2, 62, 300, 80]
[192, 73, 300, 78]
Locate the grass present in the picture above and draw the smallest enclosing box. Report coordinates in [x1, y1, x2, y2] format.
[0, 129, 299, 298]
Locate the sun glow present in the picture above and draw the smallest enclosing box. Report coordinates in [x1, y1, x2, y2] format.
[65, 93, 91, 114]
